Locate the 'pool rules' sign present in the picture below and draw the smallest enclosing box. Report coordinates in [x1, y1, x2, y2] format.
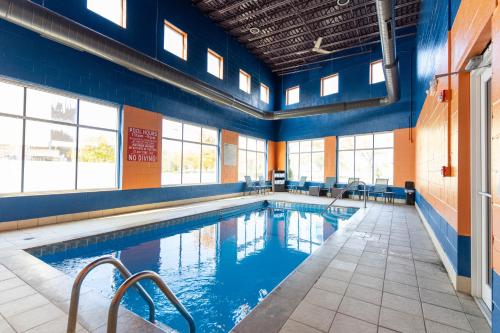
[127, 127, 158, 162]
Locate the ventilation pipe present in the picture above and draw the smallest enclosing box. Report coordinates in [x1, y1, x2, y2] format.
[0, 0, 399, 120]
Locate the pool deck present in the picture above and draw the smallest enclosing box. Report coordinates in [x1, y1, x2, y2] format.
[0, 193, 490, 333]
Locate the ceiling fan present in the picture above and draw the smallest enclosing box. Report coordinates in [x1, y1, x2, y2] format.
[312, 37, 334, 55]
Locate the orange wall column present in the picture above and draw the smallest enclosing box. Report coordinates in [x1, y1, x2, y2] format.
[122, 105, 162, 190]
[393, 128, 415, 187]
[324, 136, 336, 181]
[221, 129, 239, 183]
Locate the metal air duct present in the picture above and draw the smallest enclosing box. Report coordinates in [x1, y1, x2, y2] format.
[0, 0, 399, 120]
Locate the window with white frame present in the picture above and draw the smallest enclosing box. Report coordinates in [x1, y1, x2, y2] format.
[0, 80, 119, 194]
[238, 136, 266, 181]
[337, 132, 393, 184]
[207, 49, 224, 79]
[162, 119, 218, 185]
[87, 0, 126, 28]
[370, 59, 385, 84]
[163, 20, 187, 60]
[321, 74, 339, 96]
[260, 83, 269, 104]
[287, 139, 324, 182]
[286, 86, 300, 105]
[239, 70, 251, 94]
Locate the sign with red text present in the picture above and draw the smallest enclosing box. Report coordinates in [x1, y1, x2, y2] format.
[127, 127, 158, 162]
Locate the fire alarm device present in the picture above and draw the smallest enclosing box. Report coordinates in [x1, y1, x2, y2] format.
[437, 89, 450, 103]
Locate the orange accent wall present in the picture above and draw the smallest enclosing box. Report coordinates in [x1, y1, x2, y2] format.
[221, 129, 239, 183]
[324, 136, 336, 180]
[122, 105, 162, 190]
[491, 6, 500, 272]
[268, 141, 276, 181]
[415, 0, 495, 238]
[393, 128, 415, 187]
[276, 141, 286, 171]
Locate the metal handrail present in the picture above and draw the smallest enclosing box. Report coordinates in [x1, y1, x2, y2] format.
[107, 271, 196, 333]
[67, 257, 155, 333]
[322, 181, 367, 215]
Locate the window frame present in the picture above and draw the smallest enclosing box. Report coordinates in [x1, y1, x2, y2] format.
[337, 131, 394, 185]
[239, 69, 251, 94]
[238, 135, 267, 181]
[207, 49, 224, 80]
[369, 59, 385, 84]
[161, 117, 220, 186]
[286, 139, 324, 182]
[87, 0, 127, 28]
[163, 20, 188, 61]
[321, 73, 339, 96]
[260, 83, 270, 104]
[0, 79, 120, 195]
[286, 86, 300, 105]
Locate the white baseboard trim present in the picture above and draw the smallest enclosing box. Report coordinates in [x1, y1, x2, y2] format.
[415, 203, 462, 291]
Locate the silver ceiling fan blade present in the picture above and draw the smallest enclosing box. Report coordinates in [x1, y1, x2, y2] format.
[313, 37, 323, 49]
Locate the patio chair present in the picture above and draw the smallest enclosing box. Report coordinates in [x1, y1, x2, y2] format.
[323, 177, 337, 197]
[369, 178, 389, 201]
[244, 176, 258, 195]
[288, 176, 307, 194]
[258, 176, 271, 194]
[347, 177, 360, 198]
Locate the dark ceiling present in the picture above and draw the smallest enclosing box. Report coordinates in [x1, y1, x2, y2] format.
[193, 0, 420, 74]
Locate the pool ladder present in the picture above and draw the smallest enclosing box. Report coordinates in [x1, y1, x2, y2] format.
[322, 180, 367, 216]
[66, 256, 196, 333]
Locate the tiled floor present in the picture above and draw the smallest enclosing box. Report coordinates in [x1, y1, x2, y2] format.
[0, 194, 490, 332]
[273, 202, 490, 333]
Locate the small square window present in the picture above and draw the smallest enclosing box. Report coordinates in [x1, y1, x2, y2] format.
[164, 20, 187, 60]
[321, 74, 339, 96]
[286, 86, 300, 105]
[87, 0, 126, 28]
[370, 59, 385, 84]
[207, 49, 224, 79]
[239, 70, 251, 94]
[260, 84, 269, 104]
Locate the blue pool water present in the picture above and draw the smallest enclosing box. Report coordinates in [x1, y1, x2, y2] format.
[37, 202, 357, 333]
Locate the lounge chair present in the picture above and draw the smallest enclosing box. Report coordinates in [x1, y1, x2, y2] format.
[369, 178, 389, 201]
[323, 177, 337, 197]
[347, 177, 360, 198]
[244, 176, 258, 195]
[258, 176, 271, 194]
[288, 176, 307, 194]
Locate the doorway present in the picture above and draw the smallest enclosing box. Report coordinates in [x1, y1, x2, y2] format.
[471, 46, 492, 313]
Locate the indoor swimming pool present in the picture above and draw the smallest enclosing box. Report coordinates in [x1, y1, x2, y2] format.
[35, 201, 357, 333]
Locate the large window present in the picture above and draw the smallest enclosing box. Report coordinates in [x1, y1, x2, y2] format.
[337, 132, 393, 184]
[238, 136, 266, 181]
[239, 70, 251, 94]
[162, 119, 218, 185]
[163, 20, 187, 60]
[370, 59, 385, 84]
[287, 139, 324, 182]
[0, 81, 119, 194]
[207, 49, 224, 79]
[260, 83, 269, 104]
[286, 86, 300, 105]
[321, 74, 339, 96]
[87, 0, 126, 28]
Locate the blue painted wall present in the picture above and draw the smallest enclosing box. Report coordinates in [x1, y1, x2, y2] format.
[0, 183, 245, 223]
[275, 36, 416, 141]
[416, 191, 471, 278]
[412, 0, 461, 120]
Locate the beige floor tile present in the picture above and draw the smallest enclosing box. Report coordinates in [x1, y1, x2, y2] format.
[290, 301, 336, 332]
[329, 313, 377, 333]
[378, 307, 425, 333]
[303, 288, 343, 311]
[338, 296, 380, 325]
[279, 319, 323, 333]
[7, 303, 66, 332]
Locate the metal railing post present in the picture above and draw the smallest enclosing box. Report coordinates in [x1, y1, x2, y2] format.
[108, 271, 196, 333]
[67, 257, 155, 333]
